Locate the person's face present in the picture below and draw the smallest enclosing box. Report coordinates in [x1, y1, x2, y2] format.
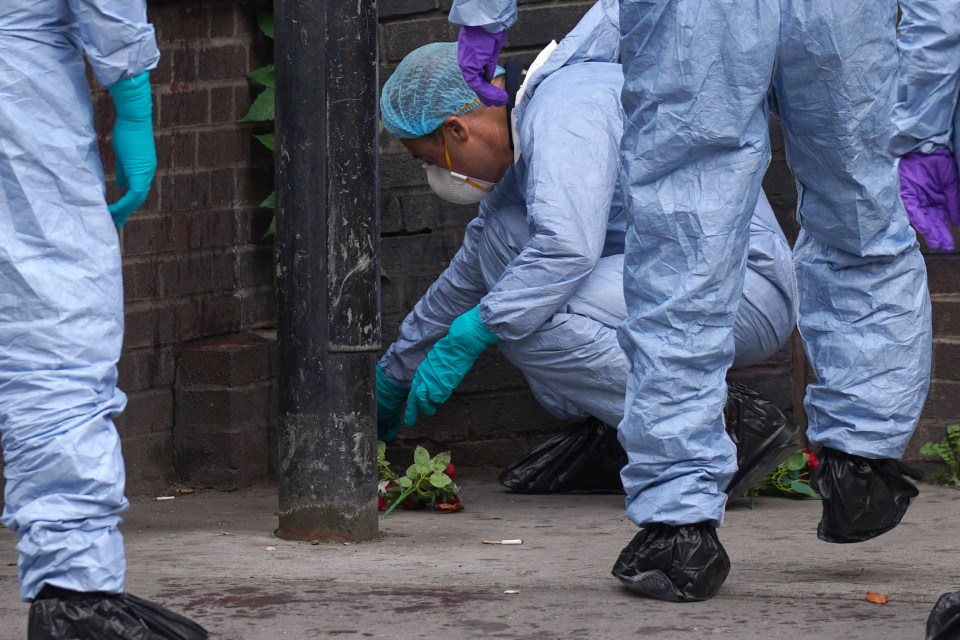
[401, 115, 509, 184]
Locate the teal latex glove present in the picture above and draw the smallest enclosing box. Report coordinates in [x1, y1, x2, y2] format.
[107, 71, 156, 228]
[404, 306, 500, 426]
[376, 364, 407, 442]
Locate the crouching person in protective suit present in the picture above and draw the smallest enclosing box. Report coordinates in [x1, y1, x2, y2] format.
[376, 3, 797, 560]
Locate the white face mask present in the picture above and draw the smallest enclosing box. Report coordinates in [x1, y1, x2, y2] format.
[424, 164, 496, 205]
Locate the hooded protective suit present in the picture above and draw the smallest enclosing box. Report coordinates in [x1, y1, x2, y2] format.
[0, 0, 158, 600]
[379, 3, 796, 433]
[449, 0, 931, 529]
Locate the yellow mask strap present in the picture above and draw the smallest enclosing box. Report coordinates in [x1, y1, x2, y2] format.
[442, 128, 454, 172]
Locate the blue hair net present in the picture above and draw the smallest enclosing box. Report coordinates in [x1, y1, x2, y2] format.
[381, 42, 503, 139]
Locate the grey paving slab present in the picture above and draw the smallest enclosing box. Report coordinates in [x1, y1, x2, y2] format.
[0, 476, 956, 639]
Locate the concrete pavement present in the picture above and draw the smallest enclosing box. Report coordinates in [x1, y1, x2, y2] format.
[0, 474, 957, 639]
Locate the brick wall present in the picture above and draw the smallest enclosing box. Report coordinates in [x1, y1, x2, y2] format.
[98, 1, 275, 490]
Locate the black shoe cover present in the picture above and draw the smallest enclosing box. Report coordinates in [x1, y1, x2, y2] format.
[611, 523, 730, 602]
[29, 586, 209, 640]
[724, 383, 799, 498]
[811, 447, 923, 543]
[498, 418, 626, 493]
[926, 591, 960, 640]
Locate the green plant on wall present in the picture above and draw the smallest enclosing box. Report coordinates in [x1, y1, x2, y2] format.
[241, 10, 276, 236]
[920, 424, 960, 489]
[241, 10, 388, 280]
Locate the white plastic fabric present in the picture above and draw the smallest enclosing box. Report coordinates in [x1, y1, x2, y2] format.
[0, 0, 158, 601]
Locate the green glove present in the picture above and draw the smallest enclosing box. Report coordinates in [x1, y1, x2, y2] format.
[404, 306, 500, 427]
[107, 71, 156, 228]
[376, 363, 406, 442]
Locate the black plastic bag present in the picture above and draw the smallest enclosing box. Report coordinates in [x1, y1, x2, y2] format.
[724, 383, 799, 498]
[497, 418, 626, 494]
[499, 384, 797, 496]
[926, 591, 960, 640]
[29, 586, 209, 640]
[611, 522, 730, 602]
[811, 447, 923, 543]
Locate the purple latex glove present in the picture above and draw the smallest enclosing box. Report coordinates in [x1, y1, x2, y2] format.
[899, 149, 960, 251]
[457, 25, 508, 107]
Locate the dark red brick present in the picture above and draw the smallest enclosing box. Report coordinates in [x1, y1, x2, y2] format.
[198, 129, 249, 167]
[159, 172, 210, 211]
[209, 168, 237, 206]
[115, 387, 174, 439]
[118, 346, 177, 392]
[160, 89, 209, 128]
[933, 294, 960, 336]
[199, 44, 249, 81]
[177, 331, 277, 387]
[152, 5, 210, 44]
[380, 0, 437, 18]
[921, 380, 960, 419]
[933, 338, 960, 380]
[120, 214, 175, 256]
[209, 6, 238, 38]
[122, 433, 175, 493]
[210, 86, 238, 124]
[158, 251, 236, 298]
[152, 53, 173, 85]
[123, 258, 161, 302]
[171, 47, 198, 83]
[190, 208, 239, 248]
[175, 381, 273, 429]
[234, 86, 254, 122]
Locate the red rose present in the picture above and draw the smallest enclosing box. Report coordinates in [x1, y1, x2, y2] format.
[445, 463, 456, 480]
[802, 449, 819, 471]
[378, 496, 388, 510]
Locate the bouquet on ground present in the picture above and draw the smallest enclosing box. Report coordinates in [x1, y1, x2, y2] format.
[747, 448, 820, 505]
[378, 442, 463, 516]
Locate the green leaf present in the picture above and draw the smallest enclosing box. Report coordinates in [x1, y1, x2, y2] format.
[429, 472, 452, 488]
[257, 11, 275, 39]
[431, 451, 452, 468]
[789, 480, 820, 499]
[415, 463, 432, 476]
[260, 192, 276, 210]
[380, 265, 391, 282]
[920, 442, 938, 456]
[240, 87, 275, 122]
[377, 441, 386, 460]
[247, 64, 275, 88]
[254, 133, 275, 152]
[414, 445, 430, 467]
[398, 476, 413, 489]
[261, 216, 276, 239]
[406, 464, 420, 480]
[784, 450, 807, 471]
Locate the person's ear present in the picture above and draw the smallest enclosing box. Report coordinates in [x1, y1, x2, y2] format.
[443, 116, 470, 143]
